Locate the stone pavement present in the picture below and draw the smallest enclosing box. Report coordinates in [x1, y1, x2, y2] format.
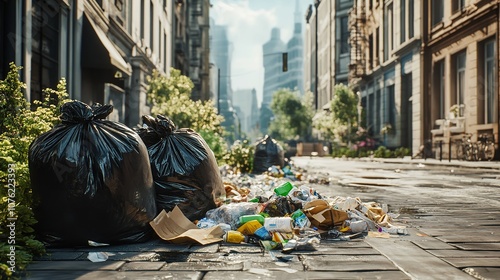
[22, 157, 500, 280]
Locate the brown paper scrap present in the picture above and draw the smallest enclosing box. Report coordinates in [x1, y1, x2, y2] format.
[150, 206, 223, 245]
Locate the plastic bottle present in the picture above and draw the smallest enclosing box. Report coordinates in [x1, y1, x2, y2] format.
[237, 220, 262, 235]
[274, 181, 293, 196]
[223, 231, 246, 244]
[239, 214, 265, 225]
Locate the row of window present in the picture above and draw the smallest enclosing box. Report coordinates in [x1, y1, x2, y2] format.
[364, 0, 415, 71]
[434, 39, 497, 124]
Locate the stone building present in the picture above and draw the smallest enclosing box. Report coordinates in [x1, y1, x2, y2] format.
[422, 0, 499, 159]
[349, 0, 422, 152]
[0, 0, 211, 127]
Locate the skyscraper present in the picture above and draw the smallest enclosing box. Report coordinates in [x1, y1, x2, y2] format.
[210, 21, 239, 141]
[260, 0, 305, 134]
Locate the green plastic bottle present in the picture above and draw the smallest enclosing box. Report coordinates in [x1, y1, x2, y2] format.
[274, 181, 293, 196]
[239, 214, 265, 225]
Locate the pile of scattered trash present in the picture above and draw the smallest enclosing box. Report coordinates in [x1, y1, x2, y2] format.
[186, 162, 408, 253]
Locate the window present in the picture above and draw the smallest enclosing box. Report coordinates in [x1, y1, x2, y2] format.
[432, 0, 443, 27]
[386, 84, 395, 128]
[409, 0, 414, 38]
[340, 16, 349, 54]
[31, 0, 60, 101]
[150, 1, 154, 52]
[164, 32, 167, 73]
[453, 51, 466, 107]
[140, 0, 144, 39]
[383, 2, 393, 61]
[375, 89, 381, 134]
[159, 21, 162, 60]
[484, 40, 496, 123]
[400, 0, 405, 44]
[368, 34, 373, 69]
[401, 0, 414, 43]
[375, 27, 379, 67]
[452, 0, 465, 14]
[434, 60, 445, 119]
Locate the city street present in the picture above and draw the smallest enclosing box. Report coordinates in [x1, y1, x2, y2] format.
[23, 157, 500, 280]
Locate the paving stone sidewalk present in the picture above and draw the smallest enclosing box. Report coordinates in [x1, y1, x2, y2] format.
[22, 158, 500, 279]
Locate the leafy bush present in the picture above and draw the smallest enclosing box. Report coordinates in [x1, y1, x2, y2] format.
[198, 129, 228, 163]
[373, 146, 394, 158]
[394, 147, 411, 158]
[0, 63, 69, 278]
[223, 140, 254, 174]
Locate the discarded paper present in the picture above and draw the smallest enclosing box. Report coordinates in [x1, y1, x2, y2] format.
[150, 206, 224, 245]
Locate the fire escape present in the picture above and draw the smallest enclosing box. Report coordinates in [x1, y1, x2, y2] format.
[348, 1, 366, 89]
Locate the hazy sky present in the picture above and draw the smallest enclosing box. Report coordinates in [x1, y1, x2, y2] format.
[211, 0, 313, 107]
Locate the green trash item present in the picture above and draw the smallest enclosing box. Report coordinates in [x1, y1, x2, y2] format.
[239, 214, 265, 225]
[274, 181, 293, 196]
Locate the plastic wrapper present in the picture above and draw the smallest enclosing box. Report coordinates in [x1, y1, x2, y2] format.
[262, 196, 302, 217]
[29, 101, 156, 246]
[253, 135, 284, 174]
[136, 115, 225, 221]
[205, 202, 260, 229]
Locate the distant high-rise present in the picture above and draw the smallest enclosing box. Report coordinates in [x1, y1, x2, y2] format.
[210, 21, 239, 141]
[261, 0, 305, 134]
[233, 88, 259, 141]
[283, 0, 305, 95]
[262, 28, 287, 108]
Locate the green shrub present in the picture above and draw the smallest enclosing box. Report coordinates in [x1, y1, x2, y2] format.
[0, 63, 69, 278]
[223, 140, 254, 174]
[198, 129, 228, 164]
[373, 146, 394, 158]
[394, 147, 411, 158]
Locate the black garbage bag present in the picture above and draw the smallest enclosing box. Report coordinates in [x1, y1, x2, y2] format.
[136, 115, 225, 221]
[29, 101, 156, 246]
[253, 135, 285, 174]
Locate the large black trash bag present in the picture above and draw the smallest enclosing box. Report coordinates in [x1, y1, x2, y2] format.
[253, 135, 285, 174]
[29, 101, 156, 246]
[135, 115, 225, 221]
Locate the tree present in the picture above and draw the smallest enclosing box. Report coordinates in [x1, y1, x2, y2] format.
[331, 84, 358, 127]
[312, 84, 360, 145]
[268, 89, 313, 142]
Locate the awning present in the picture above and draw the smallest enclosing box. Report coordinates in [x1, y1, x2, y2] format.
[83, 11, 131, 76]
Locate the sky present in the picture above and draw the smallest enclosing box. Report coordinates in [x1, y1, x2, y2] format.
[211, 0, 313, 107]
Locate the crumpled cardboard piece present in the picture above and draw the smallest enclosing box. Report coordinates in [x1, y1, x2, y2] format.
[150, 206, 223, 245]
[303, 199, 349, 229]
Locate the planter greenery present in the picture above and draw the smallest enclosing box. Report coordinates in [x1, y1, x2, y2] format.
[0, 63, 69, 278]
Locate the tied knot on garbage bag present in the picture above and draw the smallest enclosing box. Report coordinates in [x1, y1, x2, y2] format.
[136, 115, 225, 221]
[60, 100, 113, 124]
[29, 100, 156, 246]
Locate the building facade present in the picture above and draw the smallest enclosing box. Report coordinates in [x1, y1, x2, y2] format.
[349, 0, 422, 152]
[305, 0, 353, 112]
[0, 0, 210, 127]
[232, 88, 259, 141]
[423, 0, 499, 159]
[329, 0, 499, 157]
[0, 0, 173, 127]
